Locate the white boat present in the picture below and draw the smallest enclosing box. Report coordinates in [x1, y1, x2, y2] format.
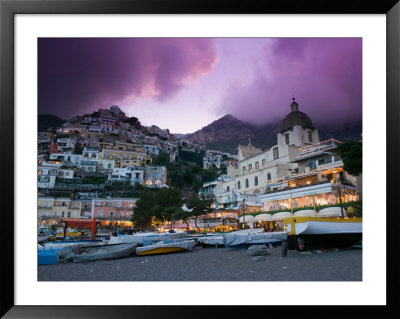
[39, 240, 104, 250]
[223, 229, 288, 249]
[66, 243, 137, 263]
[108, 231, 187, 246]
[135, 239, 196, 256]
[197, 235, 225, 248]
[284, 216, 362, 250]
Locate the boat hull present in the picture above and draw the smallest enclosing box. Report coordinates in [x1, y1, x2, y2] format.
[136, 247, 186, 256]
[285, 217, 363, 251]
[225, 240, 283, 250]
[70, 243, 137, 263]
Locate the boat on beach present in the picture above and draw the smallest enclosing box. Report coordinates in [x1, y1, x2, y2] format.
[223, 228, 288, 249]
[64, 243, 137, 263]
[284, 216, 362, 250]
[39, 239, 104, 250]
[135, 238, 196, 256]
[197, 235, 225, 248]
[108, 230, 187, 246]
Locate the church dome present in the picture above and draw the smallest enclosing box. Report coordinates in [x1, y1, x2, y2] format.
[281, 98, 313, 132]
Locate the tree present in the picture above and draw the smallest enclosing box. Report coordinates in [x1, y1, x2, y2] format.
[186, 193, 214, 233]
[152, 188, 183, 228]
[338, 140, 362, 176]
[131, 189, 157, 230]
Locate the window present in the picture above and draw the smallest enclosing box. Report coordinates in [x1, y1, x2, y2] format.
[61, 212, 65, 217]
[45, 211, 49, 216]
[306, 161, 315, 169]
[267, 173, 272, 181]
[54, 211, 58, 216]
[67, 212, 71, 218]
[255, 162, 259, 170]
[248, 164, 252, 171]
[262, 159, 266, 167]
[237, 181, 241, 189]
[273, 147, 279, 160]
[73, 212, 77, 217]
[255, 176, 258, 186]
[242, 166, 246, 172]
[227, 186, 230, 192]
[245, 178, 249, 188]
[285, 133, 290, 145]
[98, 211, 103, 217]
[110, 212, 114, 217]
[318, 158, 325, 166]
[116, 202, 121, 208]
[135, 173, 140, 178]
[308, 131, 313, 143]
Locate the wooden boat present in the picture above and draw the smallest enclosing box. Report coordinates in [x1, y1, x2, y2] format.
[135, 239, 196, 256]
[67, 243, 137, 263]
[284, 216, 362, 250]
[223, 229, 288, 249]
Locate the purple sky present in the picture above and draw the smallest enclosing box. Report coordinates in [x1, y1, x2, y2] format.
[38, 38, 362, 133]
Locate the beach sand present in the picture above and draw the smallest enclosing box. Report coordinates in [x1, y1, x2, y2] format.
[38, 244, 362, 281]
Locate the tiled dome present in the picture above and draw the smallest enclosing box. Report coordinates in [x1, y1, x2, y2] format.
[281, 99, 313, 132]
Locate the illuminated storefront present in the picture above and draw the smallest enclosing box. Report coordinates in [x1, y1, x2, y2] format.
[261, 182, 358, 212]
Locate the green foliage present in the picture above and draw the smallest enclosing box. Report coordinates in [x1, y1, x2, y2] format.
[186, 193, 214, 232]
[74, 146, 83, 155]
[338, 140, 362, 176]
[152, 188, 183, 222]
[131, 187, 183, 229]
[178, 150, 203, 165]
[346, 200, 362, 218]
[81, 175, 108, 185]
[131, 189, 157, 229]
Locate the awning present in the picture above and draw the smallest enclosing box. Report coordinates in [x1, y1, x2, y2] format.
[294, 209, 316, 217]
[271, 212, 293, 220]
[60, 218, 100, 228]
[239, 215, 255, 224]
[254, 213, 273, 222]
[317, 207, 346, 217]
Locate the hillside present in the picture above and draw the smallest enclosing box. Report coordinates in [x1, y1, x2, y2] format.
[38, 114, 66, 132]
[184, 115, 362, 154]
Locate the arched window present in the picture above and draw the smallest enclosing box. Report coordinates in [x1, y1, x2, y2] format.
[285, 133, 290, 145]
[245, 178, 249, 188]
[267, 173, 271, 181]
[237, 181, 241, 189]
[254, 176, 258, 186]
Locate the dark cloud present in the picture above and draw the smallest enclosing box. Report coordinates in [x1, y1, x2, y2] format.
[217, 38, 362, 128]
[38, 38, 218, 119]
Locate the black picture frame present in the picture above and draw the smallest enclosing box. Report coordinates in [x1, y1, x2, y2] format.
[1, 0, 399, 318]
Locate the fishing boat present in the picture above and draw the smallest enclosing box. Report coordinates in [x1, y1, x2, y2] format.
[65, 243, 137, 263]
[135, 239, 196, 256]
[284, 216, 362, 250]
[223, 228, 288, 249]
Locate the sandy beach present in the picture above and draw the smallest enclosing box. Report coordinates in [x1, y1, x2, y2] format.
[38, 244, 362, 281]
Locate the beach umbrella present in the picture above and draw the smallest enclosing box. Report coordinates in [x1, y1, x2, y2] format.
[318, 207, 346, 217]
[254, 213, 273, 222]
[271, 212, 292, 221]
[239, 215, 255, 224]
[293, 210, 316, 217]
